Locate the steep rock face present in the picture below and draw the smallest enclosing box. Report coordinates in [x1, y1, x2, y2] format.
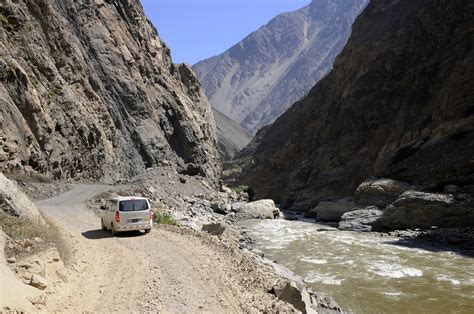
[0, 0, 220, 182]
[213, 109, 251, 161]
[240, 0, 474, 209]
[194, 0, 368, 133]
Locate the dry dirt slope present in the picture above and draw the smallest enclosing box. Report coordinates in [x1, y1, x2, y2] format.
[33, 185, 292, 312]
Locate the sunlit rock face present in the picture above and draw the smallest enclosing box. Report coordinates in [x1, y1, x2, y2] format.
[0, 0, 221, 182]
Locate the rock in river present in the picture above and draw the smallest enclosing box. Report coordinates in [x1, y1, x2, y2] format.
[338, 206, 383, 232]
[235, 199, 280, 220]
[307, 198, 355, 222]
[354, 178, 412, 208]
[374, 191, 474, 231]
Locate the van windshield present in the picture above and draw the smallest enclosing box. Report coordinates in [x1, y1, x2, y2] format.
[119, 199, 149, 212]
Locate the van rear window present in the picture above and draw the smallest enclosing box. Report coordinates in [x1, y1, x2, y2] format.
[119, 200, 149, 212]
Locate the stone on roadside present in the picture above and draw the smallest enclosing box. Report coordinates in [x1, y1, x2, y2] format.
[251, 248, 265, 257]
[354, 178, 412, 208]
[306, 198, 355, 222]
[7, 257, 16, 263]
[201, 223, 226, 236]
[275, 281, 317, 314]
[211, 202, 231, 215]
[29, 274, 48, 290]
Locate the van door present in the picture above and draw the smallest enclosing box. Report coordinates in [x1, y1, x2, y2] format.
[118, 199, 150, 226]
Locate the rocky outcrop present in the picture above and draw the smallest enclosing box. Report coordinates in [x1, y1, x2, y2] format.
[29, 274, 48, 290]
[194, 0, 368, 133]
[354, 179, 412, 208]
[0, 0, 220, 182]
[306, 198, 354, 222]
[212, 109, 252, 161]
[0, 173, 44, 221]
[239, 0, 474, 210]
[338, 206, 382, 232]
[374, 191, 474, 231]
[235, 199, 280, 220]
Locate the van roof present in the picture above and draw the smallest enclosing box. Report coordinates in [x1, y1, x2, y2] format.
[110, 196, 148, 201]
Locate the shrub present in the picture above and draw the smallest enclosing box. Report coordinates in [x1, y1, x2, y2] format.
[0, 211, 69, 261]
[231, 185, 250, 194]
[152, 210, 177, 226]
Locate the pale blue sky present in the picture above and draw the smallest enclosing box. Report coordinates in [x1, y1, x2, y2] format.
[141, 0, 311, 65]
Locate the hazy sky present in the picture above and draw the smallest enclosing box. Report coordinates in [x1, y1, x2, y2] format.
[141, 0, 311, 65]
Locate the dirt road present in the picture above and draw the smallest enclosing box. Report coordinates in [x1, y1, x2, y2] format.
[35, 185, 282, 313]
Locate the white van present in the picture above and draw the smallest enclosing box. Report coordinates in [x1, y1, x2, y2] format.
[100, 196, 152, 235]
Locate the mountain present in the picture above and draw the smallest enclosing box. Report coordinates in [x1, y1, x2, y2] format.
[194, 0, 368, 133]
[0, 0, 220, 182]
[238, 0, 474, 209]
[212, 109, 252, 161]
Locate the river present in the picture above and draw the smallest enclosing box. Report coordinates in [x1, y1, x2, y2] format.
[239, 217, 474, 314]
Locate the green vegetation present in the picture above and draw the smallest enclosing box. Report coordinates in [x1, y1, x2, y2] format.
[231, 185, 250, 194]
[152, 209, 177, 226]
[0, 211, 68, 260]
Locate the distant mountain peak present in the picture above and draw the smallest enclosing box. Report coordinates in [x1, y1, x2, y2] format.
[194, 0, 368, 134]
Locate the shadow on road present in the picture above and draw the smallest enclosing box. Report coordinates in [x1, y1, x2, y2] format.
[82, 229, 145, 239]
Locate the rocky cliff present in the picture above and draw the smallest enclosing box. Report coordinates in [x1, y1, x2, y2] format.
[212, 109, 251, 161]
[194, 0, 368, 133]
[239, 0, 474, 209]
[0, 0, 220, 182]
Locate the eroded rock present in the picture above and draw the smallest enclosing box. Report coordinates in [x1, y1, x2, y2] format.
[374, 191, 474, 231]
[235, 199, 280, 220]
[201, 223, 226, 236]
[307, 198, 355, 222]
[29, 274, 48, 290]
[338, 206, 383, 232]
[0, 173, 44, 221]
[354, 179, 412, 208]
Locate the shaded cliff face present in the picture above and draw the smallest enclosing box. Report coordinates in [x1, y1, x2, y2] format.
[212, 109, 251, 161]
[240, 0, 474, 209]
[194, 0, 368, 133]
[0, 0, 220, 182]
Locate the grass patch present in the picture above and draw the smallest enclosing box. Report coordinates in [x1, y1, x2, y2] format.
[231, 185, 250, 194]
[152, 210, 177, 226]
[0, 211, 70, 262]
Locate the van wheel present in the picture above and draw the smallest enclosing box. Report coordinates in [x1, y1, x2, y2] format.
[144, 229, 151, 234]
[111, 223, 118, 236]
[101, 218, 107, 231]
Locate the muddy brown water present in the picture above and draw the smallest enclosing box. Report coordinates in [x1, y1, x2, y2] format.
[239, 219, 474, 314]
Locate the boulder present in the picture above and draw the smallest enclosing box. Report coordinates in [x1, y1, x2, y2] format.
[29, 274, 48, 290]
[354, 178, 412, 208]
[374, 191, 474, 231]
[307, 198, 355, 222]
[0, 174, 44, 222]
[231, 202, 246, 212]
[201, 223, 226, 236]
[235, 200, 280, 220]
[338, 207, 383, 232]
[210, 203, 231, 215]
[274, 281, 316, 314]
